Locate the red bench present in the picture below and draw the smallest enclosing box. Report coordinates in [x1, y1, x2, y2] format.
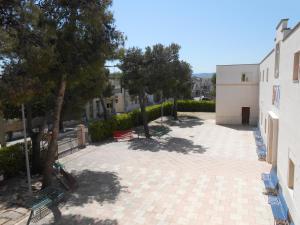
[113, 130, 134, 141]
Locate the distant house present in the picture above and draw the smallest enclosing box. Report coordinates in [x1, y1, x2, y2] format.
[85, 75, 155, 120]
[191, 77, 213, 99]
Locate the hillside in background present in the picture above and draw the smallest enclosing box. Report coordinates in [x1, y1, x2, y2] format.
[192, 73, 214, 78]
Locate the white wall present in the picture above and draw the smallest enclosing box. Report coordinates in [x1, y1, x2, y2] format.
[258, 20, 300, 224]
[277, 24, 300, 225]
[216, 64, 259, 125]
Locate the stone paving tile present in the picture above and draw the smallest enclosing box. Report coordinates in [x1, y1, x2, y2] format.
[30, 113, 274, 225]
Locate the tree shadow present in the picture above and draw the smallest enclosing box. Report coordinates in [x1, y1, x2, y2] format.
[148, 125, 171, 137]
[65, 170, 127, 207]
[162, 116, 203, 128]
[46, 215, 118, 225]
[129, 137, 207, 154]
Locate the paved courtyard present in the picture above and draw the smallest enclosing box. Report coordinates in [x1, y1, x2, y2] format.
[34, 112, 273, 225]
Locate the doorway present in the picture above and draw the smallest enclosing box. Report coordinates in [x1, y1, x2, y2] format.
[242, 107, 250, 125]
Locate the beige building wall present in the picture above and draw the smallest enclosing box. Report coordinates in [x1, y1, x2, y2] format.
[258, 19, 300, 224]
[216, 64, 259, 125]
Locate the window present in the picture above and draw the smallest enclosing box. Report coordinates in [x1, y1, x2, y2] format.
[288, 159, 295, 190]
[275, 43, 280, 78]
[266, 68, 269, 82]
[262, 70, 265, 82]
[293, 51, 300, 81]
[241, 73, 246, 82]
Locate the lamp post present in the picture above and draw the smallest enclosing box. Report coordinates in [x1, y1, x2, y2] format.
[21, 104, 32, 194]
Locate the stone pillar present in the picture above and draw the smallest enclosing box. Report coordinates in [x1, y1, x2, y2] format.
[77, 124, 86, 149]
[0, 112, 6, 148]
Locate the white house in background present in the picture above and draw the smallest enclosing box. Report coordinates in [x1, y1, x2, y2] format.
[191, 77, 213, 99]
[85, 75, 154, 120]
[216, 19, 300, 224]
[216, 64, 259, 125]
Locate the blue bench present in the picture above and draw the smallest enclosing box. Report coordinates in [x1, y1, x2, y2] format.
[257, 148, 266, 161]
[261, 169, 278, 195]
[27, 187, 64, 224]
[268, 195, 289, 225]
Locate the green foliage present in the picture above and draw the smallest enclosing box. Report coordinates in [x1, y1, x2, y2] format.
[211, 73, 216, 98]
[177, 100, 215, 112]
[89, 100, 214, 142]
[0, 144, 25, 178]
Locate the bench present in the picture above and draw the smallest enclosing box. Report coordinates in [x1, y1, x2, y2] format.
[27, 187, 64, 224]
[268, 195, 289, 225]
[262, 169, 278, 195]
[53, 162, 78, 191]
[113, 130, 134, 141]
[257, 148, 266, 161]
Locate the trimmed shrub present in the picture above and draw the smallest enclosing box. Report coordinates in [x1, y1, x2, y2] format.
[177, 100, 215, 112]
[0, 144, 25, 178]
[89, 100, 215, 142]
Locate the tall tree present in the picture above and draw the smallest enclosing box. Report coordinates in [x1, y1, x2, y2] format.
[169, 61, 192, 120]
[120, 47, 151, 138]
[0, 0, 124, 186]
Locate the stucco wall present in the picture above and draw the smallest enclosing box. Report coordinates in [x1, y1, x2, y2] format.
[277, 25, 300, 224]
[216, 64, 259, 125]
[258, 21, 300, 224]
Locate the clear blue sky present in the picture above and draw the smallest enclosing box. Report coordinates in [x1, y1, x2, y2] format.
[111, 0, 300, 73]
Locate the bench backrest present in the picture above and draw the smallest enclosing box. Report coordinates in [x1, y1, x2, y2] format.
[113, 130, 132, 138]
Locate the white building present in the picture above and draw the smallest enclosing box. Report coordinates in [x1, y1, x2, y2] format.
[85, 75, 154, 120]
[216, 19, 300, 224]
[191, 77, 213, 99]
[216, 64, 259, 125]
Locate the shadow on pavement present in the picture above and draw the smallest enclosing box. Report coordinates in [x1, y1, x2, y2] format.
[48, 215, 118, 225]
[65, 170, 127, 207]
[162, 116, 204, 128]
[129, 137, 207, 154]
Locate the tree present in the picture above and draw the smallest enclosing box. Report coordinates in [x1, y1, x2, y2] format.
[1, 0, 124, 186]
[168, 61, 192, 120]
[211, 73, 216, 99]
[0, 0, 58, 174]
[145, 43, 181, 120]
[120, 48, 151, 138]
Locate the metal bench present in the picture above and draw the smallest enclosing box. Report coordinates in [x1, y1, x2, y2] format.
[268, 195, 289, 225]
[27, 187, 64, 224]
[262, 169, 278, 195]
[257, 149, 266, 161]
[113, 130, 134, 141]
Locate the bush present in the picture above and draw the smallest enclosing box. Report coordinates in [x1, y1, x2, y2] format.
[0, 144, 26, 178]
[89, 100, 215, 142]
[177, 100, 215, 112]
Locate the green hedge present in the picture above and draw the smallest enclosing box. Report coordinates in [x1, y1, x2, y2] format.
[0, 144, 26, 178]
[177, 100, 215, 112]
[89, 100, 215, 142]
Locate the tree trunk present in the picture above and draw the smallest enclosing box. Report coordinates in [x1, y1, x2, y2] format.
[138, 94, 150, 138]
[42, 78, 66, 188]
[99, 95, 108, 120]
[173, 97, 178, 120]
[0, 111, 6, 147]
[59, 118, 64, 132]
